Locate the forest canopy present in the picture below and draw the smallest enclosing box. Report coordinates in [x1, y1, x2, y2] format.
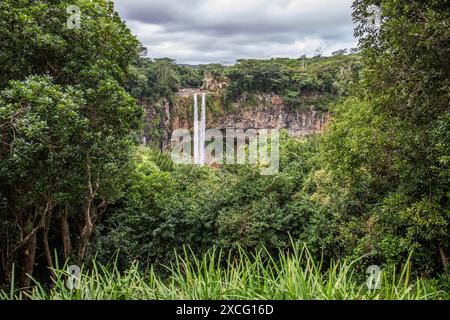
[127, 52, 361, 110]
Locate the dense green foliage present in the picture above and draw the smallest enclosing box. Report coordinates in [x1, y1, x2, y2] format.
[127, 53, 361, 111]
[3, 245, 447, 300]
[223, 54, 361, 108]
[89, 134, 318, 270]
[0, 0, 142, 288]
[89, 0, 449, 281]
[309, 0, 449, 275]
[0, 0, 448, 299]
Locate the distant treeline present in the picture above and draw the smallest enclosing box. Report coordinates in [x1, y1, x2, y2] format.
[126, 52, 362, 109]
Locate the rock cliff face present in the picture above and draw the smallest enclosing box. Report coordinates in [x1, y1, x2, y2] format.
[213, 105, 329, 138]
[141, 89, 330, 149]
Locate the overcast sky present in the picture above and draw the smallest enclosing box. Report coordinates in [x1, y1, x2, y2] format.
[114, 0, 357, 65]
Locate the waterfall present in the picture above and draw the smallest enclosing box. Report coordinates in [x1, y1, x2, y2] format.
[193, 93, 199, 164]
[200, 93, 206, 165]
[193, 92, 206, 165]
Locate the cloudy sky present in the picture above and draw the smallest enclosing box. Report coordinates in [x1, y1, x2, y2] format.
[114, 0, 357, 65]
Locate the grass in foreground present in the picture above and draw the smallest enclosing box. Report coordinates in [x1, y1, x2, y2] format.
[1, 245, 447, 300]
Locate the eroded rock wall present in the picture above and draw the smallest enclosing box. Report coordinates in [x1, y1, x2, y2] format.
[141, 89, 330, 149]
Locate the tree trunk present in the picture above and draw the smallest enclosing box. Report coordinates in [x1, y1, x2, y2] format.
[438, 244, 449, 274]
[19, 231, 37, 289]
[77, 211, 93, 265]
[17, 198, 53, 288]
[42, 213, 53, 271]
[77, 159, 95, 264]
[77, 159, 107, 265]
[60, 203, 72, 262]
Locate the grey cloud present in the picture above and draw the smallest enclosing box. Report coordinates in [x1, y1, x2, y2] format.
[114, 0, 357, 64]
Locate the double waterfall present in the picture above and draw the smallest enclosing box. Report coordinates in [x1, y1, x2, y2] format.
[193, 93, 206, 165]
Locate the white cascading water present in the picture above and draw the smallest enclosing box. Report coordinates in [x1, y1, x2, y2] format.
[193, 93, 199, 164]
[200, 93, 206, 165]
[193, 92, 206, 165]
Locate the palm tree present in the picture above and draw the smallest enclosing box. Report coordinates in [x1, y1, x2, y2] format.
[202, 72, 230, 92]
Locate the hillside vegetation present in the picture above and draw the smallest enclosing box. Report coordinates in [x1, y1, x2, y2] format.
[127, 52, 361, 111]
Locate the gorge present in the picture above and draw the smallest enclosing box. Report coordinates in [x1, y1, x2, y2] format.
[141, 89, 330, 150]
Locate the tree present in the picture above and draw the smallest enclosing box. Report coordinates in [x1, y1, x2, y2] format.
[202, 72, 230, 92]
[314, 0, 449, 274]
[0, 77, 85, 286]
[0, 0, 142, 288]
